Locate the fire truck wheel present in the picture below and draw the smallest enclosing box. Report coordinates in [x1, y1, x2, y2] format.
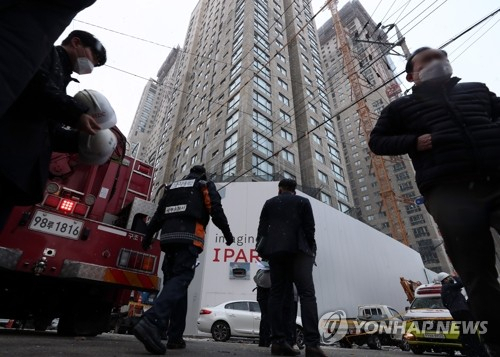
[34, 317, 52, 331]
[57, 302, 112, 337]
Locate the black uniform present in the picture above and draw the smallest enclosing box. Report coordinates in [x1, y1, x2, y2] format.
[134, 168, 233, 355]
[369, 78, 500, 345]
[0, 46, 88, 229]
[257, 191, 320, 349]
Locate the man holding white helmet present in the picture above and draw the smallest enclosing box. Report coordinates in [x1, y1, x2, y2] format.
[0, 30, 107, 230]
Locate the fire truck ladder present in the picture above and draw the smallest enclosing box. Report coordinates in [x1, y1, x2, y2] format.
[326, 0, 409, 246]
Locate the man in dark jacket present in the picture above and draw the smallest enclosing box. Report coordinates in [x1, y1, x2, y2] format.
[0, 30, 106, 230]
[134, 165, 234, 355]
[369, 47, 500, 356]
[438, 273, 487, 357]
[0, 0, 96, 118]
[257, 179, 325, 357]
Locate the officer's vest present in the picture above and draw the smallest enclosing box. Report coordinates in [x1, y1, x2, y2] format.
[162, 178, 209, 224]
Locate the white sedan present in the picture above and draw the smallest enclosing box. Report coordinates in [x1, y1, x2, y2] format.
[197, 300, 303, 347]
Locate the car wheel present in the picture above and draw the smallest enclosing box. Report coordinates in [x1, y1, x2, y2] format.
[367, 335, 382, 350]
[400, 339, 411, 352]
[211, 321, 231, 342]
[295, 325, 304, 350]
[410, 346, 425, 355]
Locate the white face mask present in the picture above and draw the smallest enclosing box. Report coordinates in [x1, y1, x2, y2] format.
[74, 57, 94, 75]
[418, 59, 453, 83]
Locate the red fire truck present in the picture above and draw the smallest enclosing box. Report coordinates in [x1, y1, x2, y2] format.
[0, 133, 161, 336]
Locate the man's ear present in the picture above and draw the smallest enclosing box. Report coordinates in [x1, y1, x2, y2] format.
[406, 72, 414, 83]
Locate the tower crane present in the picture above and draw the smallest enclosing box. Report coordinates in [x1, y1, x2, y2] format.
[326, 0, 409, 246]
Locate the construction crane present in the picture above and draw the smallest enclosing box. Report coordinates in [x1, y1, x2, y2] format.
[326, 0, 410, 246]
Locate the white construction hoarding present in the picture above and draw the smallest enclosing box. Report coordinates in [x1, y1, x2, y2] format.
[182, 181, 434, 335]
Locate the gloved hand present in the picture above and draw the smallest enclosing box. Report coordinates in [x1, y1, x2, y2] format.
[225, 232, 234, 246]
[142, 234, 153, 251]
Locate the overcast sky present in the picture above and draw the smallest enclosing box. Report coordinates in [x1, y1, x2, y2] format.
[59, 0, 500, 136]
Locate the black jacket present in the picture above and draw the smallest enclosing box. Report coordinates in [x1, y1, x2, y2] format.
[441, 277, 469, 314]
[0, 0, 95, 118]
[0, 46, 87, 205]
[369, 78, 500, 194]
[146, 174, 233, 252]
[257, 192, 316, 258]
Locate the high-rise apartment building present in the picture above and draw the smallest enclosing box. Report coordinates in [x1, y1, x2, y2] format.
[317, 0, 451, 272]
[132, 0, 355, 212]
[127, 79, 160, 161]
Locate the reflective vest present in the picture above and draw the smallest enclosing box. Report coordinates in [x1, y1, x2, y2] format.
[162, 178, 209, 225]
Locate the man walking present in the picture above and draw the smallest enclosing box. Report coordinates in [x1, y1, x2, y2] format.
[369, 47, 500, 356]
[437, 273, 487, 357]
[257, 179, 326, 357]
[134, 165, 234, 355]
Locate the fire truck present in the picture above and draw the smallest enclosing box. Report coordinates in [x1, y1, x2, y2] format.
[0, 130, 161, 336]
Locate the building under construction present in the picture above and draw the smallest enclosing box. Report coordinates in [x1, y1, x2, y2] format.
[317, 0, 451, 272]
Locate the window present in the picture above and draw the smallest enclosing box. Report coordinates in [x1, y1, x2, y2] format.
[252, 155, 274, 180]
[277, 53, 286, 62]
[253, 131, 273, 156]
[331, 162, 344, 180]
[406, 204, 421, 215]
[328, 145, 341, 162]
[396, 172, 410, 181]
[283, 171, 296, 180]
[399, 182, 413, 192]
[315, 151, 325, 163]
[312, 134, 321, 144]
[253, 91, 272, 114]
[413, 226, 430, 238]
[222, 156, 237, 179]
[254, 58, 270, 79]
[277, 64, 287, 75]
[339, 202, 350, 213]
[320, 192, 331, 205]
[281, 149, 295, 163]
[226, 111, 239, 133]
[191, 154, 198, 165]
[225, 301, 248, 311]
[280, 110, 291, 123]
[229, 76, 241, 95]
[318, 170, 328, 183]
[254, 45, 270, 61]
[280, 129, 292, 142]
[230, 60, 242, 79]
[335, 182, 349, 201]
[410, 214, 425, 226]
[228, 93, 240, 112]
[278, 78, 288, 90]
[278, 93, 289, 106]
[224, 132, 238, 156]
[254, 75, 271, 95]
[253, 110, 273, 134]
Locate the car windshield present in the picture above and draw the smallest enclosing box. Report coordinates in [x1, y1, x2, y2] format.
[410, 297, 445, 309]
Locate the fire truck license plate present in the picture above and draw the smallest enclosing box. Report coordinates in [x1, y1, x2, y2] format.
[423, 333, 445, 339]
[29, 210, 83, 239]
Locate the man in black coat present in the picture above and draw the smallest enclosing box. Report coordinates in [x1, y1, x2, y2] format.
[369, 47, 500, 356]
[257, 179, 326, 357]
[0, 0, 96, 118]
[0, 30, 106, 230]
[134, 166, 234, 355]
[438, 273, 487, 357]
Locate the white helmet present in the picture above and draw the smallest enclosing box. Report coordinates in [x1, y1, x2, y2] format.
[436, 272, 450, 283]
[78, 129, 117, 165]
[74, 89, 117, 129]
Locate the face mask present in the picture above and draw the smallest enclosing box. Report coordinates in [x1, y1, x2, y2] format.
[74, 57, 94, 75]
[418, 59, 453, 83]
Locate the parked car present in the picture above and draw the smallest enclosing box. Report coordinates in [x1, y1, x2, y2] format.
[197, 300, 303, 347]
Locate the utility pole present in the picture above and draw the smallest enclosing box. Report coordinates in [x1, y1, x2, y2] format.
[326, 0, 409, 246]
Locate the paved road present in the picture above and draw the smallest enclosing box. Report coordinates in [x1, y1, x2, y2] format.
[0, 329, 450, 357]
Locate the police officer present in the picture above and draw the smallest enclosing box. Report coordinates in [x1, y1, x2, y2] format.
[134, 165, 234, 355]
